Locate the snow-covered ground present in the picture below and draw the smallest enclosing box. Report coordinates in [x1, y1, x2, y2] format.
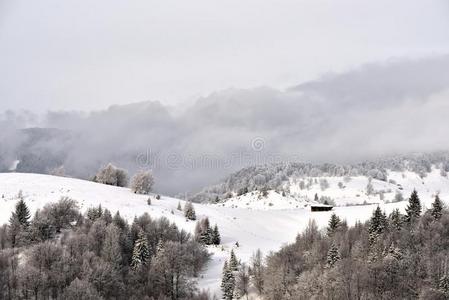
[223, 169, 449, 209]
[0, 171, 447, 298]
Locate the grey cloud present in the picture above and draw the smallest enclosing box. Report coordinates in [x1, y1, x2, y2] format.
[3, 55, 449, 195]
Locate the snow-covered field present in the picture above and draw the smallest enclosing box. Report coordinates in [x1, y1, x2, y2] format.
[0, 171, 447, 298]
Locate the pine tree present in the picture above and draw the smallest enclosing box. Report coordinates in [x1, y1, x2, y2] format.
[221, 261, 235, 300]
[195, 218, 214, 245]
[11, 191, 31, 227]
[326, 243, 340, 268]
[229, 249, 239, 271]
[131, 230, 150, 269]
[212, 224, 221, 245]
[200, 218, 211, 244]
[184, 201, 196, 221]
[389, 208, 402, 231]
[369, 206, 387, 235]
[177, 201, 182, 211]
[431, 194, 443, 220]
[9, 192, 31, 247]
[327, 213, 341, 236]
[405, 190, 422, 222]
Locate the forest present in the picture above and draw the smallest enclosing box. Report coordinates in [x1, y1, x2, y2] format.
[0, 194, 211, 300]
[221, 191, 449, 299]
[192, 152, 449, 203]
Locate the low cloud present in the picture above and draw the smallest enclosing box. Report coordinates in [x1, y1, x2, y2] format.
[2, 55, 449, 194]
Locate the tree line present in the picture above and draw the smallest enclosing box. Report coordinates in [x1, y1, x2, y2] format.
[223, 190, 449, 299]
[191, 152, 449, 203]
[0, 193, 212, 300]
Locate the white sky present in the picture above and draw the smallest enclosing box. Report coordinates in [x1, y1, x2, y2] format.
[1, 0, 448, 112]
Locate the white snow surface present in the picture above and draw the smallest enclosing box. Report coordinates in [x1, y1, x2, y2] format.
[1, 171, 448, 298]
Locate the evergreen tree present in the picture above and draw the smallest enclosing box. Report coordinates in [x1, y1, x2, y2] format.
[201, 218, 211, 244]
[194, 218, 214, 245]
[177, 201, 182, 211]
[9, 192, 31, 247]
[221, 261, 235, 300]
[87, 204, 103, 221]
[229, 250, 239, 271]
[11, 191, 31, 228]
[184, 201, 196, 221]
[327, 213, 341, 236]
[405, 190, 422, 222]
[131, 230, 150, 269]
[326, 243, 340, 268]
[369, 206, 387, 235]
[431, 194, 443, 220]
[102, 208, 113, 224]
[212, 224, 221, 245]
[389, 208, 402, 231]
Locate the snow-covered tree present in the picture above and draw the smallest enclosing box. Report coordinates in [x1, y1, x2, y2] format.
[183, 201, 196, 221]
[431, 194, 443, 220]
[369, 206, 387, 244]
[10, 191, 31, 228]
[212, 224, 221, 245]
[389, 208, 402, 231]
[327, 213, 341, 236]
[130, 170, 154, 195]
[102, 224, 122, 268]
[405, 190, 421, 223]
[234, 263, 250, 299]
[229, 250, 239, 271]
[95, 163, 129, 187]
[326, 243, 340, 268]
[249, 249, 264, 295]
[369, 206, 387, 235]
[221, 261, 235, 300]
[9, 191, 31, 247]
[131, 230, 150, 269]
[194, 218, 212, 244]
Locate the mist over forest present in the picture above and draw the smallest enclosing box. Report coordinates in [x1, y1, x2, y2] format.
[1, 56, 449, 194]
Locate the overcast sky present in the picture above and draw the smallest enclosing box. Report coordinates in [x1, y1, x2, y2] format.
[1, 0, 448, 112]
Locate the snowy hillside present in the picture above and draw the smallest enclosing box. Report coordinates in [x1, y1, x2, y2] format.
[0, 172, 447, 298]
[221, 168, 449, 210]
[191, 152, 449, 205]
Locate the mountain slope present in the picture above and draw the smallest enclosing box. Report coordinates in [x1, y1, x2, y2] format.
[191, 152, 449, 206]
[0, 172, 445, 297]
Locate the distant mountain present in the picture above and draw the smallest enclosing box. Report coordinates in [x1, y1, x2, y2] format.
[0, 127, 72, 174]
